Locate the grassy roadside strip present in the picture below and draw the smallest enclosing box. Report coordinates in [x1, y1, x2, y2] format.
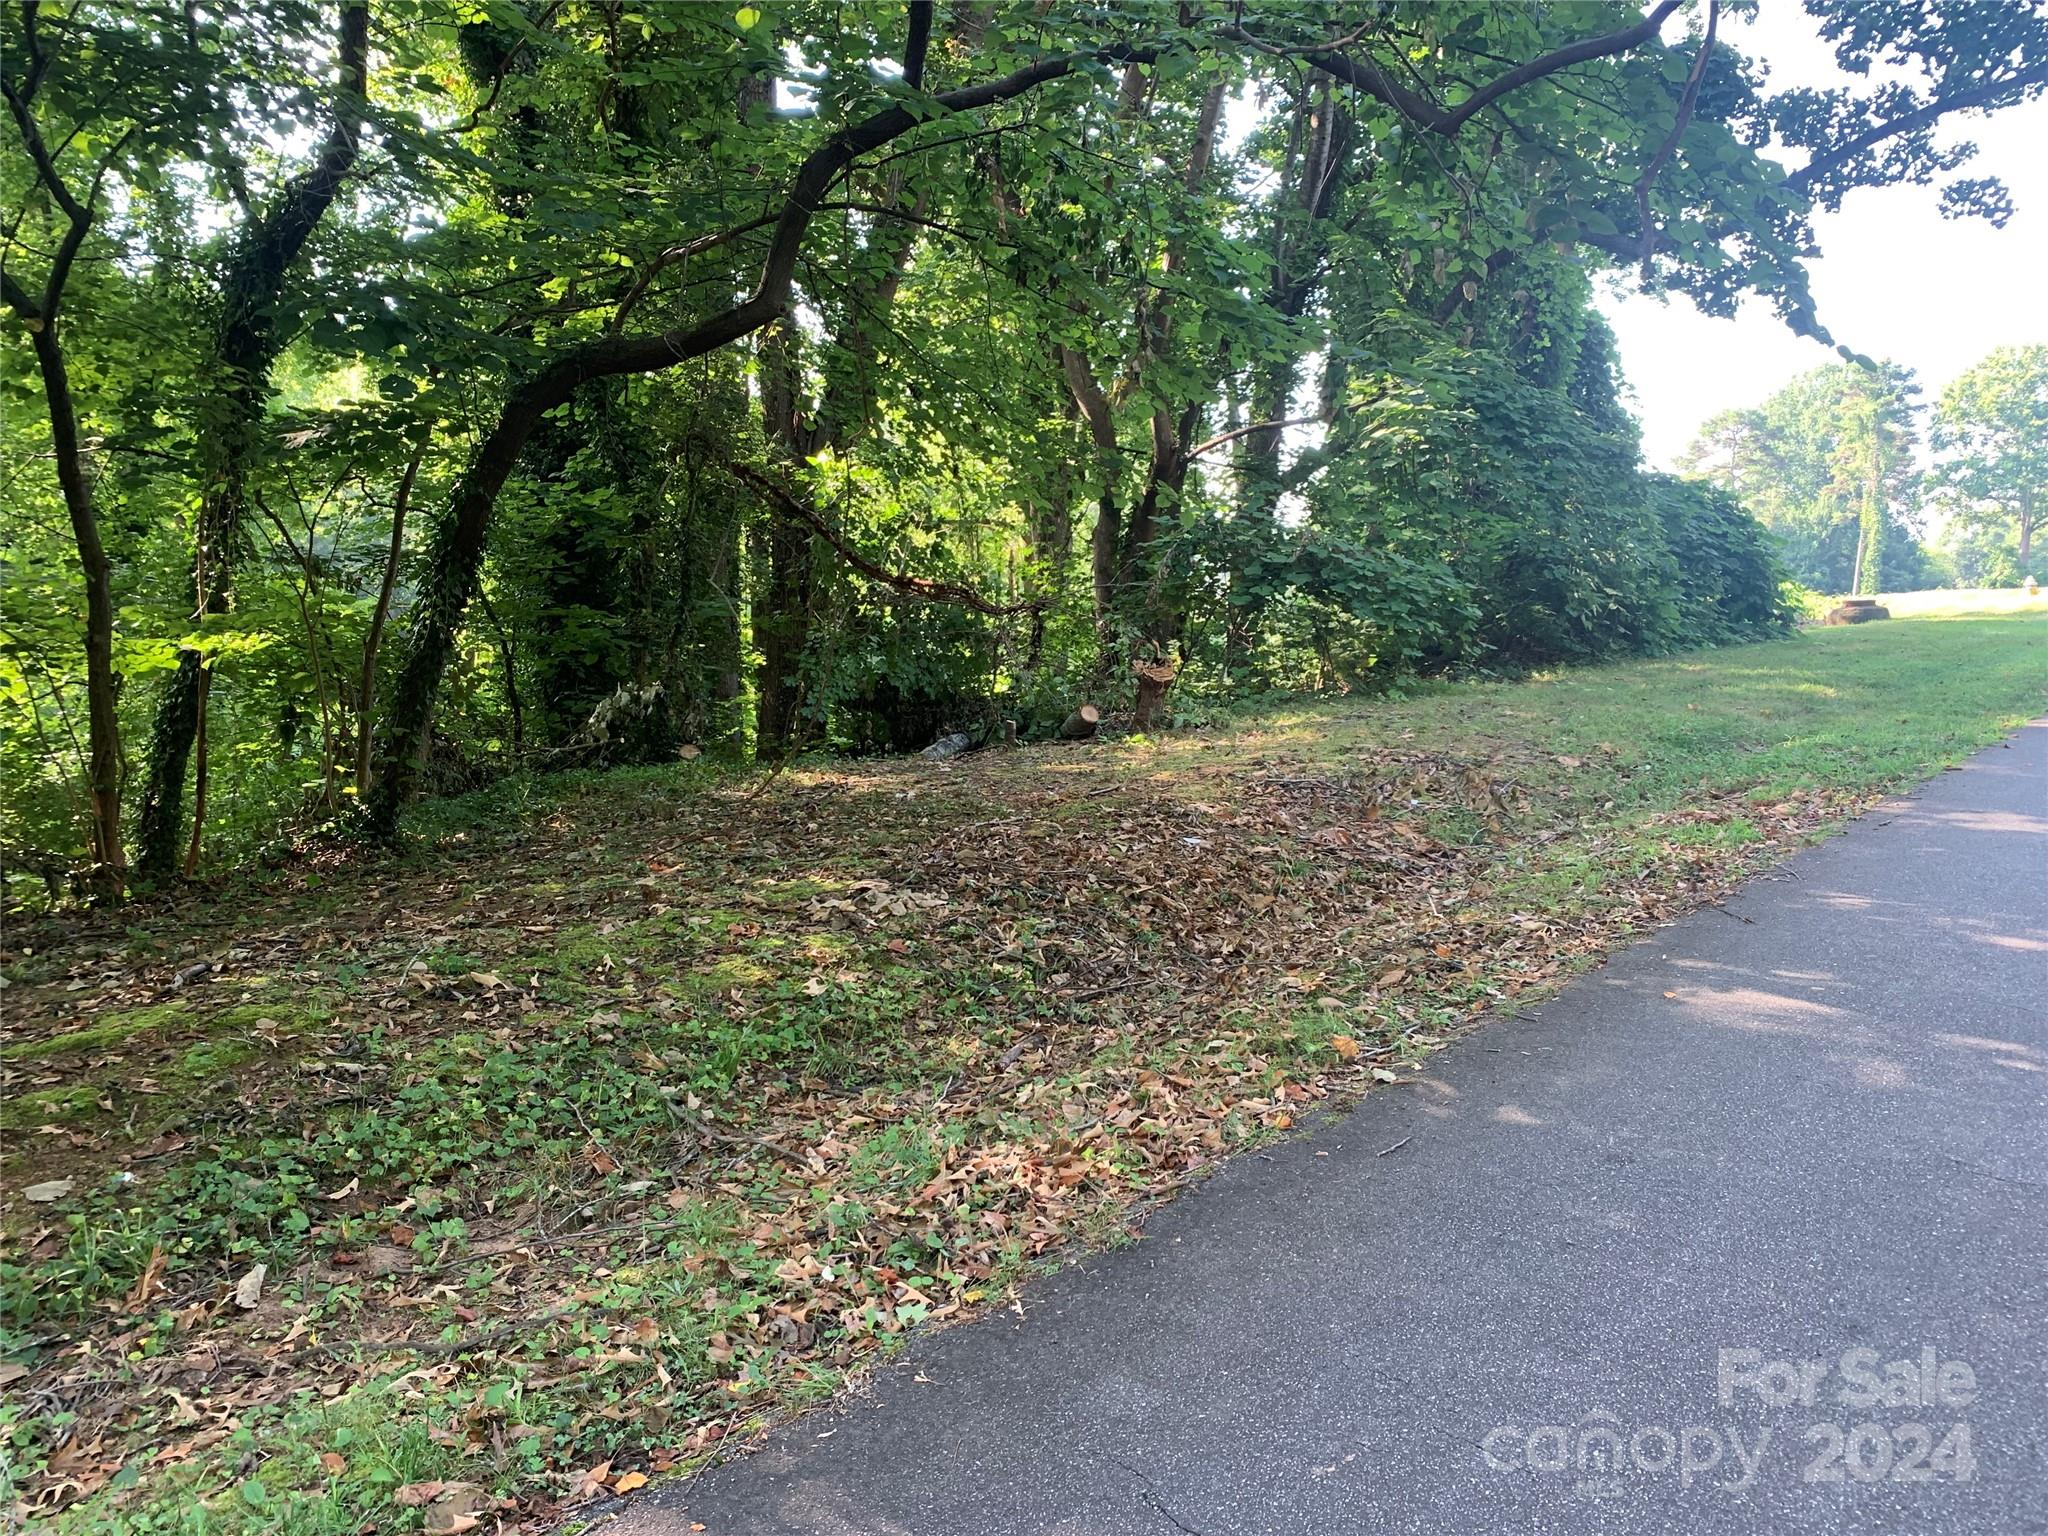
[3, 608, 2043, 1534]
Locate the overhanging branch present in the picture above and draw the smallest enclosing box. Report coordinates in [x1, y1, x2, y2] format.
[1633, 0, 1717, 281]
[730, 462, 1040, 617]
[1236, 1, 1683, 137]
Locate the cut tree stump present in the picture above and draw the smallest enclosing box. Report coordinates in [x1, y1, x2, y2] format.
[1132, 658, 1178, 731]
[1058, 704, 1101, 740]
[1823, 598, 1890, 625]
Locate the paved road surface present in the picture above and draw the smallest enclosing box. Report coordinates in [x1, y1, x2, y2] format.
[609, 723, 2048, 1535]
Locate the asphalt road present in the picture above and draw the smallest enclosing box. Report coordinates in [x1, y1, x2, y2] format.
[609, 722, 2048, 1536]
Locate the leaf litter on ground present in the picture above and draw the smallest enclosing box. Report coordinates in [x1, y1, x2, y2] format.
[3, 616, 2043, 1532]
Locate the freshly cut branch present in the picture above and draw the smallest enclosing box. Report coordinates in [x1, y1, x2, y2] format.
[1059, 703, 1101, 740]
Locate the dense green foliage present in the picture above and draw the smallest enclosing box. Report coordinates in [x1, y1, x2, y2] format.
[7, 0, 2046, 901]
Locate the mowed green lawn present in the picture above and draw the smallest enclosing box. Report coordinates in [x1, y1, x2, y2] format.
[4, 604, 2043, 1535]
[1216, 595, 2046, 819]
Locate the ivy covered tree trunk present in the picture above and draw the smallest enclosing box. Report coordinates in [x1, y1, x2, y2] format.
[752, 498, 816, 758]
[747, 84, 925, 757]
[135, 0, 368, 878]
[370, 396, 554, 834]
[1856, 480, 1886, 596]
[753, 314, 823, 759]
[692, 498, 747, 749]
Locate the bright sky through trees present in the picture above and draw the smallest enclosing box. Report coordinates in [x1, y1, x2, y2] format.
[1603, 3, 2048, 468]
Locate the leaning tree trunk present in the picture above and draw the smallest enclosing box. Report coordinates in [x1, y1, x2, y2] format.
[23, 320, 125, 895]
[3, 34, 140, 897]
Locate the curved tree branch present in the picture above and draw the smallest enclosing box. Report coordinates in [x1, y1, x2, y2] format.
[1634, 0, 1717, 281]
[730, 463, 1038, 616]
[1233, 1, 1683, 137]
[1784, 61, 2048, 204]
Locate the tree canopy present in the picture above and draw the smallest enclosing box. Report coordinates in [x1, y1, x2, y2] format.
[7, 0, 2047, 901]
[1929, 343, 2047, 576]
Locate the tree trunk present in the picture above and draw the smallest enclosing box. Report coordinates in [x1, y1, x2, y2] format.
[356, 426, 429, 796]
[1060, 345, 1125, 651]
[753, 313, 821, 759]
[371, 376, 577, 832]
[23, 320, 125, 896]
[137, 656, 201, 878]
[1856, 478, 1885, 596]
[752, 488, 816, 758]
[1123, 85, 1223, 644]
[698, 470, 747, 749]
[182, 667, 210, 877]
[746, 16, 955, 760]
[1224, 352, 1299, 671]
[1132, 656, 1177, 732]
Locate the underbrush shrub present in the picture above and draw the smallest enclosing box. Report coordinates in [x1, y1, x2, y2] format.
[811, 600, 994, 754]
[1647, 475, 1799, 643]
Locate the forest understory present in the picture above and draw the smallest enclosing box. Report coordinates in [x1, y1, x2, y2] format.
[4, 608, 2044, 1535]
